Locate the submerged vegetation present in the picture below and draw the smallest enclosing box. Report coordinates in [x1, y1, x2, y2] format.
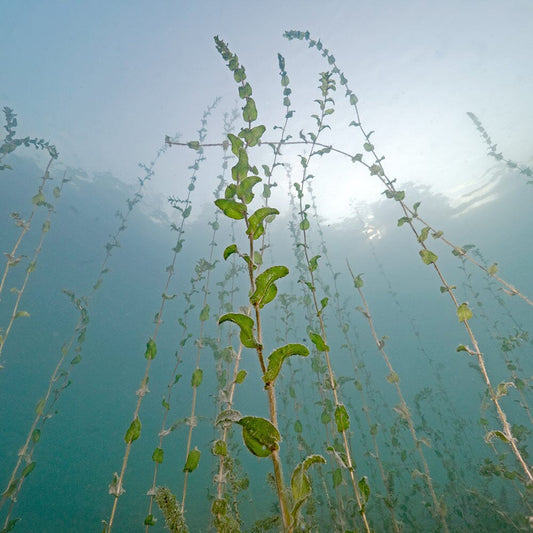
[1, 31, 532, 532]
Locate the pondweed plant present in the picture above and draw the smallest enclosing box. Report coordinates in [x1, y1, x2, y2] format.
[1, 117, 172, 531]
[467, 112, 533, 184]
[103, 99, 220, 532]
[2, 30, 532, 533]
[210, 36, 325, 532]
[348, 263, 449, 531]
[284, 29, 533, 487]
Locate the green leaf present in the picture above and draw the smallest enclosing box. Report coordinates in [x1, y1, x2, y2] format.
[359, 476, 370, 506]
[235, 369, 247, 384]
[124, 417, 142, 443]
[232, 147, 249, 182]
[218, 313, 257, 348]
[386, 372, 399, 384]
[32, 192, 46, 206]
[152, 447, 164, 464]
[457, 302, 473, 322]
[238, 82, 253, 99]
[35, 398, 46, 415]
[199, 304, 210, 322]
[14, 310, 30, 319]
[212, 440, 227, 456]
[144, 514, 157, 526]
[237, 416, 281, 457]
[250, 265, 289, 308]
[419, 249, 438, 265]
[352, 274, 364, 288]
[332, 468, 342, 488]
[239, 124, 266, 146]
[334, 404, 350, 432]
[309, 331, 329, 352]
[299, 217, 310, 231]
[263, 343, 309, 385]
[215, 198, 247, 220]
[496, 381, 514, 399]
[227, 133, 243, 156]
[212, 499, 229, 519]
[236, 175, 261, 204]
[485, 430, 509, 444]
[183, 447, 201, 472]
[309, 255, 320, 272]
[290, 454, 326, 519]
[191, 368, 203, 387]
[145, 338, 157, 360]
[294, 420, 303, 433]
[247, 207, 279, 240]
[21, 461, 36, 477]
[223, 244, 238, 260]
[31, 429, 41, 443]
[187, 141, 200, 150]
[418, 226, 430, 243]
[397, 216, 411, 227]
[242, 98, 258, 122]
[488, 263, 498, 276]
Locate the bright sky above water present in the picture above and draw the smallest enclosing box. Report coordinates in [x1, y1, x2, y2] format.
[1, 0, 532, 221]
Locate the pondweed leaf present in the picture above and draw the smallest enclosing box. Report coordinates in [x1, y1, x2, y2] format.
[419, 249, 438, 265]
[191, 368, 203, 387]
[152, 447, 164, 464]
[242, 98, 258, 122]
[237, 416, 281, 457]
[218, 313, 257, 348]
[183, 447, 201, 472]
[214, 198, 247, 220]
[239, 124, 265, 146]
[235, 369, 247, 384]
[457, 302, 473, 322]
[236, 175, 261, 204]
[290, 454, 326, 519]
[144, 338, 157, 360]
[334, 404, 350, 432]
[263, 343, 309, 385]
[247, 207, 279, 240]
[124, 417, 141, 443]
[309, 331, 329, 352]
[250, 266, 289, 308]
[223, 244, 238, 260]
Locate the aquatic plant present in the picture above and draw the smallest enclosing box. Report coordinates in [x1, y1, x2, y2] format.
[1, 30, 532, 533]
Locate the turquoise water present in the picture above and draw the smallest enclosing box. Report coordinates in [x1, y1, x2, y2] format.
[1, 146, 532, 532]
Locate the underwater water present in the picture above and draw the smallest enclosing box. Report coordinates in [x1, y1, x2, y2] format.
[1, 3, 533, 532]
[1, 135, 532, 532]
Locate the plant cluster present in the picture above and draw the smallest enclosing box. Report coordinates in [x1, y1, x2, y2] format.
[1, 31, 532, 533]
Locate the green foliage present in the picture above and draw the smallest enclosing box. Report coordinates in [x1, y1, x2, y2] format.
[290, 454, 326, 525]
[155, 487, 189, 533]
[334, 404, 350, 432]
[218, 313, 257, 348]
[183, 447, 201, 472]
[309, 331, 329, 352]
[124, 417, 141, 443]
[263, 343, 309, 385]
[237, 416, 281, 458]
[144, 338, 157, 360]
[250, 265, 289, 308]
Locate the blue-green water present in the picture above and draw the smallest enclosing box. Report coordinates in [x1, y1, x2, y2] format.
[1, 149, 532, 532]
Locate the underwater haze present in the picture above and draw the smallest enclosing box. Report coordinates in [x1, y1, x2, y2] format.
[1, 2, 533, 532]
